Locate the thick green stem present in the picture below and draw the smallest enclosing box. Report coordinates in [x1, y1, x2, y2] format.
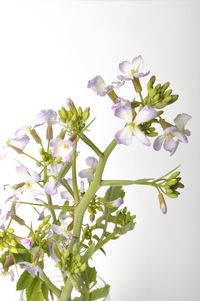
[58, 139, 117, 301]
[78, 133, 103, 157]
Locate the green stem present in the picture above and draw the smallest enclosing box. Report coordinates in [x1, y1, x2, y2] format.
[72, 142, 80, 205]
[60, 179, 74, 198]
[101, 179, 156, 186]
[78, 133, 103, 157]
[43, 166, 57, 223]
[58, 139, 117, 301]
[41, 271, 61, 297]
[13, 201, 75, 210]
[57, 162, 72, 181]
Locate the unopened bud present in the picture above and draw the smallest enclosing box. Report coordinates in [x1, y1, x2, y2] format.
[30, 129, 42, 144]
[158, 192, 167, 214]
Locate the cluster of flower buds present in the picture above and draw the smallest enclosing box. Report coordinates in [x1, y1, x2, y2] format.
[32, 215, 51, 249]
[162, 171, 184, 198]
[0, 228, 17, 253]
[56, 244, 86, 279]
[144, 76, 179, 109]
[58, 99, 90, 133]
[114, 207, 136, 235]
[87, 197, 104, 222]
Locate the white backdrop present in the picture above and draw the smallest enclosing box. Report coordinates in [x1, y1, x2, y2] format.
[0, 1, 199, 300]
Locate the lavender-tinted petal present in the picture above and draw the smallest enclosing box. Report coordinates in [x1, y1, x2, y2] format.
[134, 105, 157, 125]
[0, 147, 7, 160]
[115, 127, 133, 145]
[117, 75, 132, 81]
[111, 80, 125, 89]
[111, 197, 124, 208]
[134, 70, 150, 78]
[153, 135, 165, 151]
[44, 180, 59, 195]
[51, 224, 64, 236]
[79, 168, 93, 180]
[30, 171, 41, 183]
[15, 126, 28, 137]
[86, 156, 98, 168]
[16, 166, 29, 181]
[163, 137, 178, 155]
[132, 127, 151, 146]
[119, 61, 132, 75]
[173, 131, 188, 143]
[174, 113, 191, 131]
[131, 55, 143, 71]
[13, 135, 30, 150]
[21, 238, 33, 250]
[87, 76, 107, 96]
[113, 103, 133, 123]
[60, 190, 72, 200]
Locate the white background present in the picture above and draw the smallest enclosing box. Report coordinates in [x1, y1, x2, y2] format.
[0, 1, 199, 300]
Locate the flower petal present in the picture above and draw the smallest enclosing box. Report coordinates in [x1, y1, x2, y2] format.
[87, 76, 108, 96]
[153, 135, 165, 151]
[131, 55, 143, 71]
[134, 71, 150, 78]
[44, 180, 59, 195]
[163, 137, 179, 155]
[134, 105, 157, 125]
[115, 127, 133, 145]
[113, 102, 133, 123]
[132, 127, 150, 146]
[174, 113, 191, 131]
[16, 166, 29, 181]
[119, 61, 132, 76]
[86, 157, 98, 168]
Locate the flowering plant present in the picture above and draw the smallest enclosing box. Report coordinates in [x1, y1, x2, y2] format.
[0, 56, 191, 301]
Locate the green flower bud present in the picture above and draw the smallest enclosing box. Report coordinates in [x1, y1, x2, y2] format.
[164, 89, 172, 97]
[161, 82, 170, 91]
[167, 179, 177, 186]
[169, 171, 180, 179]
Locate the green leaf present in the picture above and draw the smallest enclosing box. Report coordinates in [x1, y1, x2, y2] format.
[104, 186, 125, 203]
[26, 276, 44, 301]
[89, 284, 110, 300]
[82, 265, 97, 287]
[16, 270, 33, 291]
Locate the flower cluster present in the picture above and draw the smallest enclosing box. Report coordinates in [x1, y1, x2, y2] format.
[0, 56, 191, 301]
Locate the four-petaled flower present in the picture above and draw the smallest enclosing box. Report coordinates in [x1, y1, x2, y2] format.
[44, 163, 64, 195]
[79, 157, 98, 182]
[50, 138, 74, 162]
[87, 75, 124, 96]
[153, 113, 191, 155]
[16, 166, 43, 197]
[21, 238, 33, 250]
[118, 55, 150, 81]
[0, 135, 30, 160]
[113, 99, 157, 146]
[35, 109, 58, 126]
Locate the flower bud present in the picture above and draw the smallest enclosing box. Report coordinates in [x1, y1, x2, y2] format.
[158, 192, 167, 214]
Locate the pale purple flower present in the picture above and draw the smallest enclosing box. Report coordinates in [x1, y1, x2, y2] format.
[118, 55, 150, 81]
[0, 135, 30, 160]
[153, 113, 191, 155]
[106, 197, 124, 208]
[16, 166, 43, 197]
[153, 126, 178, 156]
[44, 164, 63, 195]
[35, 109, 57, 126]
[0, 263, 14, 281]
[51, 223, 73, 242]
[79, 157, 98, 182]
[50, 138, 74, 162]
[113, 99, 157, 146]
[173, 113, 191, 143]
[19, 262, 43, 278]
[0, 209, 10, 230]
[21, 238, 33, 250]
[87, 75, 124, 96]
